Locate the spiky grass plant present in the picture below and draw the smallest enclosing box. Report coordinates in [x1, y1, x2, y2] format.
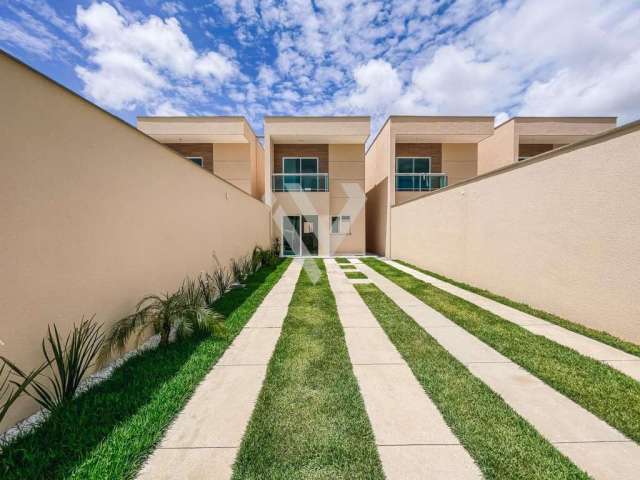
[230, 257, 244, 284]
[99, 279, 223, 365]
[4, 317, 104, 411]
[0, 359, 48, 423]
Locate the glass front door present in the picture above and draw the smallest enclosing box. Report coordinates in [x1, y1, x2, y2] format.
[301, 215, 318, 256]
[282, 216, 300, 256]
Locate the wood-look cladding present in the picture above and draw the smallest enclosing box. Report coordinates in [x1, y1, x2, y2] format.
[395, 143, 442, 173]
[518, 144, 554, 158]
[273, 144, 329, 173]
[165, 143, 214, 173]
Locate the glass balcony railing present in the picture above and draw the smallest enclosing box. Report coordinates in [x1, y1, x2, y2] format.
[395, 173, 448, 192]
[272, 173, 329, 192]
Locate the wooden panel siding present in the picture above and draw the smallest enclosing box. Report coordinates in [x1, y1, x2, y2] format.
[273, 144, 329, 173]
[518, 144, 554, 158]
[395, 143, 442, 172]
[165, 143, 214, 173]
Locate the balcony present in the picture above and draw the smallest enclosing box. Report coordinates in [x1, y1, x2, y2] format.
[272, 173, 329, 192]
[395, 173, 448, 192]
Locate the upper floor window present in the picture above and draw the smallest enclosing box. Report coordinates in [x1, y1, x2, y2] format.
[396, 157, 430, 191]
[283, 157, 318, 174]
[186, 156, 204, 168]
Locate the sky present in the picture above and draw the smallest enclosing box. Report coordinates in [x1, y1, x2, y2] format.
[1, 0, 640, 136]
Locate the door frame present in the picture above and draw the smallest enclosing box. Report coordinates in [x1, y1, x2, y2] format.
[281, 214, 319, 257]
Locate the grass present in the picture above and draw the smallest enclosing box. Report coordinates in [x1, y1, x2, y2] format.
[355, 283, 587, 479]
[345, 271, 367, 280]
[396, 260, 640, 358]
[363, 258, 640, 444]
[335, 257, 351, 264]
[232, 259, 384, 480]
[339, 264, 356, 270]
[0, 259, 291, 480]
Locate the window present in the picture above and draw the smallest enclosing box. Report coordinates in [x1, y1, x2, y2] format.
[186, 156, 204, 167]
[396, 157, 432, 191]
[283, 157, 318, 173]
[331, 215, 351, 234]
[282, 157, 320, 191]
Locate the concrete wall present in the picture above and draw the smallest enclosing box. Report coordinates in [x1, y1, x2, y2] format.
[212, 143, 252, 194]
[442, 143, 478, 186]
[390, 121, 640, 343]
[364, 121, 391, 256]
[0, 53, 271, 431]
[477, 120, 516, 174]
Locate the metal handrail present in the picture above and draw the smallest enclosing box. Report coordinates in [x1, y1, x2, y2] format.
[395, 172, 448, 192]
[272, 173, 329, 192]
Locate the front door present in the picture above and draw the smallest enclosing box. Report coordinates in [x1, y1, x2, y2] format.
[282, 216, 300, 256]
[301, 215, 318, 256]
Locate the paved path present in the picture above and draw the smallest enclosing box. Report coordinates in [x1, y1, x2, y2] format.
[137, 260, 303, 480]
[354, 260, 640, 480]
[325, 259, 481, 480]
[384, 260, 640, 381]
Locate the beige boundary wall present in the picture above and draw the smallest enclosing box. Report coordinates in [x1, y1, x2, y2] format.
[0, 53, 271, 431]
[390, 121, 640, 343]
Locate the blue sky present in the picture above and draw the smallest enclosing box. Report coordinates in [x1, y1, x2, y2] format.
[2, 0, 640, 136]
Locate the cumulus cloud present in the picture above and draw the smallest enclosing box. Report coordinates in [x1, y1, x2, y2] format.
[75, 2, 236, 111]
[345, 59, 403, 112]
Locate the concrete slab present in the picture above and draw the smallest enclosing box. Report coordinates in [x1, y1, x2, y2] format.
[555, 441, 640, 480]
[400, 303, 458, 328]
[137, 447, 237, 480]
[337, 307, 380, 328]
[218, 328, 282, 366]
[344, 327, 404, 365]
[260, 291, 296, 307]
[468, 362, 627, 443]
[604, 360, 640, 381]
[386, 260, 640, 379]
[428, 327, 511, 365]
[378, 445, 482, 480]
[160, 365, 267, 448]
[245, 305, 289, 328]
[354, 364, 459, 445]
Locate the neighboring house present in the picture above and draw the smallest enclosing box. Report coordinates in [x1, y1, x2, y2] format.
[263, 116, 370, 257]
[365, 116, 495, 257]
[137, 116, 265, 200]
[477, 117, 617, 175]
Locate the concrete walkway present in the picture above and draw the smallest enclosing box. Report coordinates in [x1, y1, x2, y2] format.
[354, 260, 640, 480]
[137, 260, 303, 480]
[325, 259, 481, 480]
[385, 260, 640, 382]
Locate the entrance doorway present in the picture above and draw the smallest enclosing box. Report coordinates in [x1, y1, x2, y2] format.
[282, 215, 318, 256]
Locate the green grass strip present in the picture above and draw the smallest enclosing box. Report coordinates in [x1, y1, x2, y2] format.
[232, 259, 384, 479]
[335, 257, 351, 264]
[355, 283, 587, 479]
[339, 264, 356, 270]
[345, 271, 367, 280]
[363, 258, 640, 444]
[396, 260, 640, 358]
[0, 259, 292, 480]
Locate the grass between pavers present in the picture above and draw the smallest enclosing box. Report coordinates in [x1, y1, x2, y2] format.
[0, 259, 291, 480]
[345, 271, 367, 280]
[355, 283, 588, 480]
[335, 257, 351, 264]
[363, 258, 640, 444]
[396, 260, 640, 358]
[339, 264, 356, 270]
[232, 259, 384, 480]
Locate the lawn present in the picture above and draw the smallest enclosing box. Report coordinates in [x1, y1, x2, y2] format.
[0, 259, 291, 480]
[345, 271, 367, 280]
[363, 258, 640, 444]
[396, 260, 640, 358]
[335, 257, 351, 264]
[356, 283, 587, 479]
[232, 259, 384, 480]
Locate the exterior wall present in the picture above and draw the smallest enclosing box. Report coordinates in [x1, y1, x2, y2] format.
[254, 143, 265, 202]
[518, 144, 554, 158]
[516, 117, 616, 137]
[390, 122, 640, 343]
[212, 143, 252, 194]
[365, 121, 391, 256]
[165, 143, 214, 172]
[0, 53, 271, 431]
[272, 144, 329, 173]
[329, 144, 366, 255]
[442, 143, 478, 186]
[477, 120, 516, 174]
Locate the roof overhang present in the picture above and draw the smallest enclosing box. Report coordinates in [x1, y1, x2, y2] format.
[390, 116, 495, 144]
[265, 116, 370, 144]
[136, 116, 254, 144]
[515, 117, 617, 144]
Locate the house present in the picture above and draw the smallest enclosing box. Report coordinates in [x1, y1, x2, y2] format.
[137, 116, 265, 200]
[365, 116, 495, 257]
[263, 116, 370, 257]
[477, 117, 617, 174]
[138, 115, 370, 257]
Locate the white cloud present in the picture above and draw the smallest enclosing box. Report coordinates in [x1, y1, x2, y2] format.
[75, 2, 236, 111]
[152, 101, 187, 115]
[345, 59, 403, 113]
